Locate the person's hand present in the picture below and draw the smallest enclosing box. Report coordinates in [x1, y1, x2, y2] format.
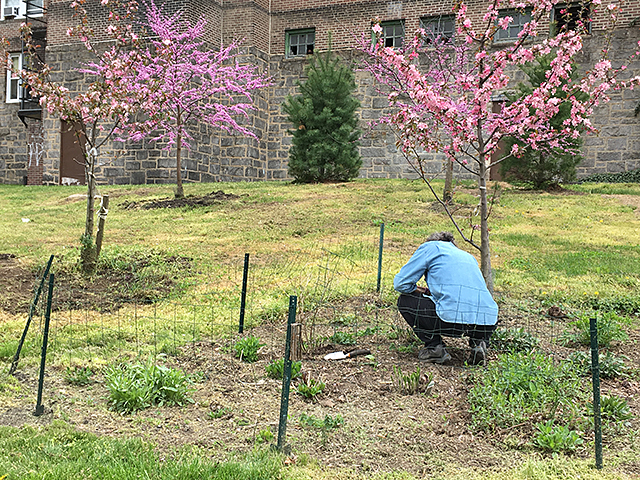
[415, 286, 429, 295]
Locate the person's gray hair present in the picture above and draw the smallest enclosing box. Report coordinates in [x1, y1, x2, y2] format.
[426, 231, 456, 244]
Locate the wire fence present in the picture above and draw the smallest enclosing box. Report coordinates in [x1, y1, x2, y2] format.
[7, 224, 610, 467]
[11, 224, 586, 370]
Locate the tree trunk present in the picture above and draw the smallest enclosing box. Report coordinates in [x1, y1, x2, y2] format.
[443, 159, 453, 203]
[81, 146, 98, 275]
[95, 194, 109, 259]
[175, 112, 184, 199]
[478, 152, 494, 294]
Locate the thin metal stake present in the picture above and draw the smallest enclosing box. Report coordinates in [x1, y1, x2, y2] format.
[277, 295, 297, 452]
[239, 253, 250, 333]
[590, 316, 603, 469]
[10, 255, 54, 375]
[34, 274, 54, 416]
[376, 223, 385, 293]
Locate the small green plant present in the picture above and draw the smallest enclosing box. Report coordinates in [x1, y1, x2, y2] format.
[561, 311, 628, 348]
[265, 359, 302, 380]
[208, 407, 232, 419]
[104, 360, 194, 414]
[64, 366, 94, 386]
[233, 336, 264, 363]
[299, 413, 344, 431]
[256, 428, 274, 443]
[533, 420, 584, 453]
[326, 331, 357, 345]
[566, 351, 630, 379]
[392, 365, 433, 395]
[296, 376, 325, 400]
[491, 327, 539, 353]
[588, 395, 633, 422]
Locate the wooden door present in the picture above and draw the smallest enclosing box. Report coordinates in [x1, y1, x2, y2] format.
[60, 120, 86, 185]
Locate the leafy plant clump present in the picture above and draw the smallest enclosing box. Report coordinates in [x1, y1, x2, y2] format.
[326, 331, 357, 345]
[64, 366, 95, 386]
[392, 365, 434, 395]
[104, 360, 194, 414]
[233, 336, 264, 363]
[566, 351, 631, 379]
[265, 359, 302, 380]
[588, 395, 633, 422]
[282, 42, 362, 183]
[561, 311, 628, 348]
[296, 376, 326, 400]
[299, 413, 344, 431]
[533, 420, 584, 453]
[491, 327, 540, 353]
[468, 352, 584, 431]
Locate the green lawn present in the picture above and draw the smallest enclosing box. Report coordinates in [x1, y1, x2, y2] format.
[1, 179, 639, 480]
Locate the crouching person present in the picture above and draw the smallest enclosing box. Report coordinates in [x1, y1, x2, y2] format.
[394, 232, 498, 365]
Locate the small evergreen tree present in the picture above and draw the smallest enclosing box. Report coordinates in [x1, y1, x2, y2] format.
[283, 45, 362, 183]
[499, 55, 588, 190]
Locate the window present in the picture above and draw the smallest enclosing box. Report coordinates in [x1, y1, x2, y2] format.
[381, 20, 404, 48]
[553, 3, 591, 34]
[495, 9, 532, 42]
[286, 29, 315, 58]
[420, 15, 455, 45]
[6, 53, 22, 103]
[2, 0, 43, 20]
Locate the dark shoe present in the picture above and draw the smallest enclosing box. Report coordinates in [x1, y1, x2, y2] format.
[469, 340, 487, 366]
[418, 344, 451, 364]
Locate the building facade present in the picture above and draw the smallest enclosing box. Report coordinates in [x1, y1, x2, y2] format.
[1, 0, 639, 185]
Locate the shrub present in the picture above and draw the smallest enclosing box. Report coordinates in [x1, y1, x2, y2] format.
[561, 311, 628, 348]
[491, 327, 540, 353]
[265, 359, 302, 380]
[499, 55, 587, 189]
[104, 360, 194, 414]
[233, 336, 264, 363]
[578, 168, 640, 184]
[468, 352, 584, 431]
[533, 420, 583, 453]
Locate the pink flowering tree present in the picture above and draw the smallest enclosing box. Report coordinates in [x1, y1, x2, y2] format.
[120, 1, 272, 199]
[16, 0, 144, 273]
[361, 0, 640, 292]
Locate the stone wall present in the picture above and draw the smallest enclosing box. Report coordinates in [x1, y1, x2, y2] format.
[0, 0, 639, 185]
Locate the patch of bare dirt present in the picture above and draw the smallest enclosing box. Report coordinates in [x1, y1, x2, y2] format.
[0, 254, 39, 315]
[602, 194, 640, 217]
[0, 253, 191, 315]
[121, 190, 243, 210]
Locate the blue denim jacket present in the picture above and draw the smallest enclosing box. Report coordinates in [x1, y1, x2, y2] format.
[393, 241, 498, 326]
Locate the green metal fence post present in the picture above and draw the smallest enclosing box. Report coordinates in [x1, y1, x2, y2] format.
[277, 295, 297, 452]
[376, 223, 385, 293]
[34, 273, 54, 417]
[590, 316, 603, 469]
[239, 253, 250, 333]
[10, 255, 54, 375]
